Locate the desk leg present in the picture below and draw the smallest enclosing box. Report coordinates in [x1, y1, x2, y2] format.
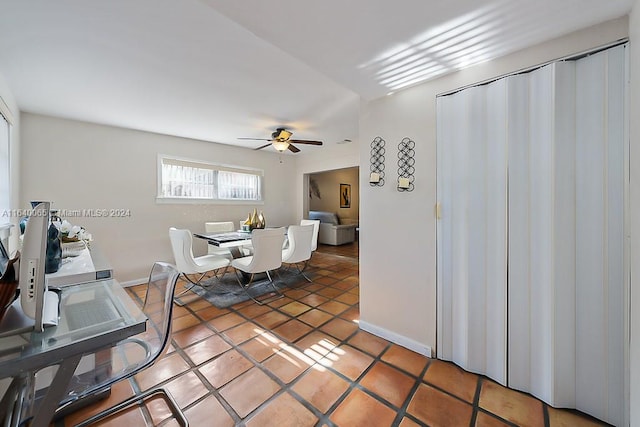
[30, 354, 81, 427]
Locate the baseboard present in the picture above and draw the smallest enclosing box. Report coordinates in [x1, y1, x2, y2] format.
[118, 277, 147, 287]
[359, 320, 433, 358]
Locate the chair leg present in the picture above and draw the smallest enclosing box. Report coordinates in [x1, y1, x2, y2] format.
[74, 387, 188, 427]
[233, 269, 283, 305]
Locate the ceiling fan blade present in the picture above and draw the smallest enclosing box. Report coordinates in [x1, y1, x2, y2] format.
[254, 143, 272, 150]
[287, 144, 301, 153]
[238, 137, 272, 141]
[289, 139, 323, 146]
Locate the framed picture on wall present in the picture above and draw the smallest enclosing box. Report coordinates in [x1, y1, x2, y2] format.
[340, 183, 351, 208]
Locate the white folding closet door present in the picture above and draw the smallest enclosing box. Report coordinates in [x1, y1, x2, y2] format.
[574, 46, 626, 425]
[507, 61, 578, 407]
[436, 79, 508, 385]
[437, 44, 626, 426]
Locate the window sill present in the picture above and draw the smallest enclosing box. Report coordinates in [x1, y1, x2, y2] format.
[155, 197, 264, 206]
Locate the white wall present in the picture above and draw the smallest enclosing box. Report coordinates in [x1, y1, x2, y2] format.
[20, 113, 298, 283]
[359, 17, 629, 357]
[0, 72, 20, 253]
[629, 1, 640, 425]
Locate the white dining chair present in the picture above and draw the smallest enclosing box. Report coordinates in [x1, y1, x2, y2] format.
[282, 224, 314, 282]
[169, 227, 230, 302]
[204, 221, 235, 260]
[231, 227, 286, 305]
[300, 219, 320, 252]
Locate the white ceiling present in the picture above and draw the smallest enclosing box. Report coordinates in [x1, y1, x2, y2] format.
[0, 0, 632, 154]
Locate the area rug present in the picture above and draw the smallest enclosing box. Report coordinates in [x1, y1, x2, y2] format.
[176, 269, 305, 308]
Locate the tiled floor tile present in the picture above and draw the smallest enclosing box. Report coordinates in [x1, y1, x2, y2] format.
[360, 361, 416, 407]
[237, 302, 272, 319]
[280, 301, 313, 316]
[171, 322, 214, 348]
[381, 344, 429, 377]
[283, 288, 311, 300]
[295, 331, 341, 361]
[183, 333, 231, 365]
[298, 293, 329, 307]
[171, 313, 201, 332]
[292, 366, 351, 412]
[330, 388, 397, 427]
[198, 349, 253, 388]
[245, 392, 317, 427]
[321, 344, 374, 381]
[263, 349, 311, 383]
[267, 296, 293, 308]
[220, 367, 281, 418]
[319, 317, 359, 341]
[240, 334, 281, 362]
[272, 319, 313, 342]
[334, 292, 359, 305]
[184, 395, 235, 427]
[134, 352, 190, 390]
[398, 417, 422, 427]
[316, 286, 344, 298]
[223, 321, 264, 344]
[475, 410, 513, 427]
[479, 380, 544, 427]
[208, 312, 245, 331]
[298, 308, 333, 327]
[338, 306, 360, 322]
[347, 330, 389, 356]
[547, 406, 604, 427]
[194, 304, 229, 321]
[253, 310, 290, 329]
[407, 383, 473, 426]
[424, 359, 479, 403]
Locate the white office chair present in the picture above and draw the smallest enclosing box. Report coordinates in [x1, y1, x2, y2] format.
[169, 228, 230, 302]
[282, 224, 314, 282]
[204, 221, 235, 260]
[300, 219, 320, 252]
[231, 227, 286, 305]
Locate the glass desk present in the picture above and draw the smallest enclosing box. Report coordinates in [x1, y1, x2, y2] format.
[0, 279, 146, 427]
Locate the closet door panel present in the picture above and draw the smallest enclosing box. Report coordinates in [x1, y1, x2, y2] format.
[436, 80, 508, 384]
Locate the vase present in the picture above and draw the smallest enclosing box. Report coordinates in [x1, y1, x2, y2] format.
[257, 211, 266, 228]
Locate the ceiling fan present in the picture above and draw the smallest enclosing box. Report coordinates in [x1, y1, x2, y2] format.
[238, 128, 323, 153]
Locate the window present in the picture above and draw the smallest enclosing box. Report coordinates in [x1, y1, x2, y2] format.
[157, 156, 263, 203]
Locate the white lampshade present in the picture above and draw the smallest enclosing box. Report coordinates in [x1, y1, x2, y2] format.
[272, 140, 290, 152]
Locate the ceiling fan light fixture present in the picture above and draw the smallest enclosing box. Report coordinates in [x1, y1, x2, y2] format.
[272, 140, 290, 151]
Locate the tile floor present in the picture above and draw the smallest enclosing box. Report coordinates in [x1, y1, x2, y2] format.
[60, 242, 608, 427]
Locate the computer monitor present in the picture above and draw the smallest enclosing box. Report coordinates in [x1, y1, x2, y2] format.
[19, 201, 49, 332]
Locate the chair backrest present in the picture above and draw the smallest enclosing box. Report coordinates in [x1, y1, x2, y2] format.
[243, 228, 285, 273]
[205, 221, 235, 233]
[283, 225, 314, 264]
[169, 227, 200, 274]
[300, 219, 320, 251]
[61, 262, 180, 406]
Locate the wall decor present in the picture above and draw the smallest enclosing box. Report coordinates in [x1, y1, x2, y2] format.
[397, 137, 415, 192]
[369, 136, 386, 186]
[340, 183, 351, 208]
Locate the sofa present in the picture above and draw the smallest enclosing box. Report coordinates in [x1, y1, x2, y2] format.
[308, 211, 358, 246]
